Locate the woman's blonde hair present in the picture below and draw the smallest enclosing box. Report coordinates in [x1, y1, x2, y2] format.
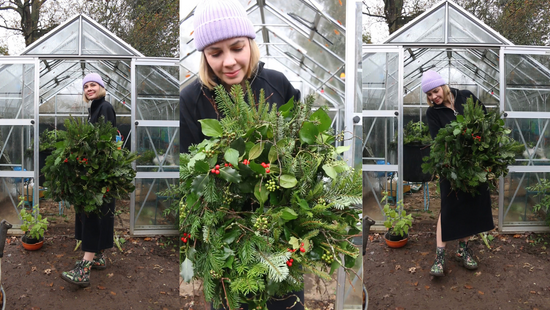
[198, 38, 260, 90]
[83, 86, 107, 103]
[425, 84, 452, 107]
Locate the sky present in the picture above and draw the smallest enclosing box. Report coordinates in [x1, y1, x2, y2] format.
[362, 0, 390, 44]
[0, 15, 26, 55]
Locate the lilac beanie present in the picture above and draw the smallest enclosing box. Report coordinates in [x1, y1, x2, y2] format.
[421, 70, 446, 93]
[193, 0, 256, 51]
[82, 73, 105, 89]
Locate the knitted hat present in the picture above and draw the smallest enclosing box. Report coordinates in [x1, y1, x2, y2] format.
[193, 0, 256, 51]
[421, 70, 446, 93]
[82, 73, 105, 89]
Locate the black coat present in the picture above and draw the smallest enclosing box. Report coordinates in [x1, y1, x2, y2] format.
[426, 88, 494, 241]
[76, 96, 117, 252]
[179, 62, 300, 153]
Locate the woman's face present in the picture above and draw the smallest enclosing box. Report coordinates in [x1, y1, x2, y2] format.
[426, 86, 444, 105]
[84, 82, 101, 101]
[204, 37, 251, 88]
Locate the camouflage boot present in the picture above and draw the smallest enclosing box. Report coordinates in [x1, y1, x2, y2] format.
[91, 252, 107, 270]
[61, 260, 92, 287]
[456, 241, 478, 270]
[429, 247, 445, 277]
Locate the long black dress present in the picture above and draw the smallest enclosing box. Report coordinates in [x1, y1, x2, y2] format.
[426, 88, 495, 242]
[75, 96, 117, 253]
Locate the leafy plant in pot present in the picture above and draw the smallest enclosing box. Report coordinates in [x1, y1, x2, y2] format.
[403, 120, 432, 182]
[19, 205, 49, 250]
[382, 194, 413, 248]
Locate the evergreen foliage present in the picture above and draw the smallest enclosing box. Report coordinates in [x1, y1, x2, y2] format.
[42, 116, 137, 214]
[175, 84, 362, 308]
[422, 97, 524, 195]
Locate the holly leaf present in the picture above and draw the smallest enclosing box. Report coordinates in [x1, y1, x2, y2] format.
[224, 148, 239, 168]
[218, 167, 242, 183]
[254, 181, 269, 206]
[279, 174, 297, 188]
[198, 119, 223, 138]
[289, 237, 300, 250]
[299, 121, 319, 145]
[194, 160, 210, 174]
[249, 143, 263, 160]
[180, 258, 194, 282]
[191, 174, 209, 194]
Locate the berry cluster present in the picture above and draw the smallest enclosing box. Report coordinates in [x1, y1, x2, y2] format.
[223, 187, 234, 205]
[286, 258, 294, 267]
[211, 164, 221, 175]
[181, 232, 191, 244]
[261, 162, 270, 173]
[203, 149, 215, 157]
[317, 197, 327, 206]
[223, 162, 233, 168]
[253, 216, 268, 230]
[266, 179, 279, 192]
[322, 251, 334, 264]
[209, 269, 221, 279]
[223, 131, 237, 139]
[242, 159, 250, 165]
[299, 242, 306, 253]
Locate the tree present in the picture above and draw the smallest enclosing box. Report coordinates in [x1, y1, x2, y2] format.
[363, 0, 435, 35]
[0, 42, 8, 55]
[0, 0, 72, 46]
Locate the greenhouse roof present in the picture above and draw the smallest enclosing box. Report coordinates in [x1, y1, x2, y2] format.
[180, 0, 347, 109]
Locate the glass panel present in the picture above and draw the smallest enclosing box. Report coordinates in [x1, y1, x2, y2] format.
[0, 125, 34, 185]
[136, 65, 180, 120]
[363, 52, 399, 110]
[448, 7, 501, 43]
[390, 6, 445, 43]
[363, 117, 398, 165]
[506, 54, 550, 112]
[136, 127, 179, 172]
[0, 64, 34, 119]
[25, 20, 79, 55]
[506, 118, 550, 165]
[0, 177, 26, 226]
[363, 170, 395, 222]
[82, 20, 133, 55]
[134, 178, 178, 229]
[503, 172, 550, 225]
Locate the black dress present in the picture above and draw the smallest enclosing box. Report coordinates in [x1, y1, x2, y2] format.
[75, 97, 117, 253]
[426, 88, 495, 242]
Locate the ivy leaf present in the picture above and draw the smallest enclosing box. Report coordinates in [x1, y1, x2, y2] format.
[254, 181, 269, 206]
[180, 258, 194, 282]
[279, 174, 297, 188]
[249, 143, 263, 160]
[219, 167, 242, 183]
[224, 148, 239, 167]
[299, 121, 319, 145]
[191, 174, 209, 194]
[310, 108, 331, 132]
[198, 119, 223, 138]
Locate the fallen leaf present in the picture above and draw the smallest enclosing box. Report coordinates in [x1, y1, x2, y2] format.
[31, 266, 37, 272]
[55, 254, 64, 258]
[413, 281, 418, 286]
[513, 234, 522, 238]
[425, 285, 430, 290]
[395, 265, 401, 270]
[530, 291, 536, 294]
[160, 291, 166, 294]
[475, 271, 482, 276]
[98, 286, 106, 290]
[107, 273, 114, 278]
[144, 237, 151, 241]
[420, 252, 429, 256]
[60, 286, 64, 290]
[44, 269, 52, 275]
[450, 286, 458, 291]
[110, 291, 117, 296]
[408, 267, 417, 274]
[464, 284, 473, 289]
[478, 291, 484, 295]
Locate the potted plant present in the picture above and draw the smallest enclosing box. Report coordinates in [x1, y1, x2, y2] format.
[19, 206, 49, 250]
[403, 120, 432, 182]
[382, 195, 413, 248]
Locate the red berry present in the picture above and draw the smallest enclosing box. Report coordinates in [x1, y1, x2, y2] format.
[183, 238, 187, 243]
[300, 247, 305, 252]
[211, 169, 216, 173]
[267, 163, 270, 167]
[215, 170, 220, 175]
[215, 164, 220, 169]
[225, 163, 228, 167]
[266, 169, 270, 173]
[181, 237, 185, 242]
[229, 163, 232, 167]
[183, 233, 187, 238]
[288, 262, 292, 267]
[290, 258, 293, 262]
[301, 242, 304, 246]
[261, 162, 266, 168]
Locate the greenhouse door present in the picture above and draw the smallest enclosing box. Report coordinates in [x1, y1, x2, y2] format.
[0, 58, 38, 228]
[131, 59, 180, 236]
[362, 46, 403, 223]
[499, 47, 550, 233]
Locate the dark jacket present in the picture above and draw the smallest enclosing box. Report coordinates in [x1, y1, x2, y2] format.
[88, 97, 116, 126]
[179, 62, 300, 153]
[425, 87, 494, 241]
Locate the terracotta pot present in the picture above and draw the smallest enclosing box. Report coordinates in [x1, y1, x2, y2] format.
[384, 232, 408, 248]
[21, 235, 44, 251]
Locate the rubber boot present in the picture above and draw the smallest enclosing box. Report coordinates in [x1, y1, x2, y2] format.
[61, 260, 93, 287]
[456, 240, 478, 270]
[429, 247, 445, 277]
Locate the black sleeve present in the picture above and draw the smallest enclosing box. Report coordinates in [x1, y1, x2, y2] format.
[179, 87, 203, 154]
[100, 103, 116, 127]
[426, 108, 440, 139]
[285, 78, 300, 103]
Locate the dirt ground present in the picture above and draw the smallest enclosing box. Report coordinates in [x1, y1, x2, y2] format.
[364, 183, 550, 310]
[1, 199, 182, 310]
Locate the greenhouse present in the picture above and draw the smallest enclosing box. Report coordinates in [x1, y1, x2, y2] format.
[180, 0, 362, 308]
[0, 14, 180, 236]
[363, 0, 550, 233]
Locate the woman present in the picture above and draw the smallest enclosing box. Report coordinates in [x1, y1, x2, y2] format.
[422, 70, 494, 277]
[61, 73, 116, 287]
[179, 0, 302, 308]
